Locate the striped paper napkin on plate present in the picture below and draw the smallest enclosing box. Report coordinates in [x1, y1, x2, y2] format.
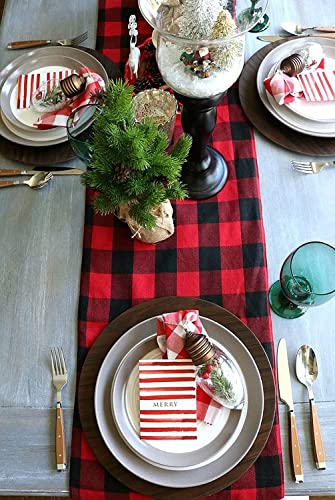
[139, 359, 197, 441]
[297, 70, 335, 101]
[17, 68, 76, 109]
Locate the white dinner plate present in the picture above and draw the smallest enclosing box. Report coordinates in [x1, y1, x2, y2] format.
[111, 335, 248, 470]
[94, 316, 264, 488]
[0, 46, 108, 147]
[1, 110, 66, 143]
[257, 37, 335, 137]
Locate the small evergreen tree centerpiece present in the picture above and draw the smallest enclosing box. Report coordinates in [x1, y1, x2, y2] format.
[81, 80, 192, 243]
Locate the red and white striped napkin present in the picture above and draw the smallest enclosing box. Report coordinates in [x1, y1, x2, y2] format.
[264, 57, 335, 105]
[156, 310, 222, 425]
[297, 70, 335, 101]
[139, 359, 197, 441]
[17, 69, 76, 109]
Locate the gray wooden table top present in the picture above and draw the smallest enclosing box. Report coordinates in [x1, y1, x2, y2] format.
[0, 0, 334, 497]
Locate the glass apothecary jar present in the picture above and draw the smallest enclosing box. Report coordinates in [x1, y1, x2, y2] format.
[185, 331, 245, 410]
[139, 0, 269, 98]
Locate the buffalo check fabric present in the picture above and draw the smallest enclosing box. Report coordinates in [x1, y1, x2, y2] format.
[70, 0, 284, 499]
[156, 309, 223, 424]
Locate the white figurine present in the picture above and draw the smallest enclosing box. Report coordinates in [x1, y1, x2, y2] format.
[128, 42, 141, 78]
[128, 15, 140, 79]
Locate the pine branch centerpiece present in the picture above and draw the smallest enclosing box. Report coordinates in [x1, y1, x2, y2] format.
[81, 80, 192, 243]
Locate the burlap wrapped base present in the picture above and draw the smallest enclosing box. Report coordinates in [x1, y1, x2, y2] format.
[117, 200, 174, 243]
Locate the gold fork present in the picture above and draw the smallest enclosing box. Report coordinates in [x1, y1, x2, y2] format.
[291, 160, 335, 174]
[51, 347, 68, 471]
[7, 31, 88, 50]
[0, 171, 53, 189]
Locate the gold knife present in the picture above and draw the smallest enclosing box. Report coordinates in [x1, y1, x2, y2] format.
[277, 338, 304, 483]
[0, 168, 83, 176]
[258, 34, 335, 42]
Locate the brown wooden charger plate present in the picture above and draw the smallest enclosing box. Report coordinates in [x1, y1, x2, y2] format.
[239, 38, 335, 156]
[78, 297, 276, 500]
[0, 47, 121, 165]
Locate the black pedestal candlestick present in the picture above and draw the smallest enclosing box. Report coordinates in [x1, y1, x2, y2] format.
[174, 91, 228, 200]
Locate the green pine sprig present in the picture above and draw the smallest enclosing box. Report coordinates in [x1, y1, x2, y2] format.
[210, 368, 235, 402]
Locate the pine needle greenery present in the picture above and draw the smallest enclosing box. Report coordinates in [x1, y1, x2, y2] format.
[81, 80, 192, 230]
[210, 367, 235, 402]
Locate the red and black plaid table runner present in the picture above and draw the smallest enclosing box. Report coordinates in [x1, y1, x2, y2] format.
[70, 1, 284, 498]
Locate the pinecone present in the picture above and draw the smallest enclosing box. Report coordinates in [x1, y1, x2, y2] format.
[156, 175, 169, 188]
[113, 163, 131, 183]
[143, 40, 156, 53]
[90, 88, 106, 104]
[134, 74, 166, 93]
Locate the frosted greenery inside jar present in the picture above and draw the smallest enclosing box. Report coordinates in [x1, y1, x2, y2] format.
[139, 0, 269, 98]
[185, 331, 245, 410]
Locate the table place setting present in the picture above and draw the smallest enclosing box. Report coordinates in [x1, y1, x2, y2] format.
[2, 0, 335, 499]
[0, 28, 122, 165]
[239, 34, 335, 155]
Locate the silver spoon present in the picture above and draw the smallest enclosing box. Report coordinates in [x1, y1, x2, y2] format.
[281, 21, 335, 36]
[0, 171, 53, 189]
[296, 345, 326, 470]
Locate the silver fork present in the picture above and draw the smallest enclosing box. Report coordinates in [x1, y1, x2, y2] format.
[51, 347, 68, 471]
[291, 160, 335, 174]
[7, 31, 88, 50]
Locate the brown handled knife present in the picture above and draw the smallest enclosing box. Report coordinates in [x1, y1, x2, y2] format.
[0, 168, 83, 176]
[277, 338, 304, 483]
[258, 34, 335, 42]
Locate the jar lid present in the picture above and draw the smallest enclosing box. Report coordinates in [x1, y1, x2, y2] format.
[185, 331, 215, 365]
[60, 74, 86, 98]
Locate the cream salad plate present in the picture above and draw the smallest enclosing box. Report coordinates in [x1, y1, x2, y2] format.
[94, 316, 264, 488]
[111, 334, 248, 471]
[257, 37, 335, 137]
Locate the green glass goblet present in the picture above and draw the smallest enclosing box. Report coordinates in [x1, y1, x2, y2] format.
[66, 103, 102, 164]
[269, 241, 335, 319]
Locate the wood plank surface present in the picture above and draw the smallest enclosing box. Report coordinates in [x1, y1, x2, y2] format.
[0, 0, 98, 495]
[1, 0, 335, 497]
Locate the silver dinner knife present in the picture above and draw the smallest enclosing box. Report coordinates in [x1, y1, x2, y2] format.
[277, 338, 304, 483]
[0, 168, 83, 176]
[258, 34, 335, 42]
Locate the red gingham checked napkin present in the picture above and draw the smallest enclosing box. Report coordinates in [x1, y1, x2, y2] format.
[157, 309, 223, 424]
[34, 67, 105, 129]
[263, 70, 303, 105]
[264, 57, 335, 105]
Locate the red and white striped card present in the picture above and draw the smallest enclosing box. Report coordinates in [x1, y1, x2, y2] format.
[17, 69, 76, 109]
[139, 359, 197, 441]
[298, 70, 335, 102]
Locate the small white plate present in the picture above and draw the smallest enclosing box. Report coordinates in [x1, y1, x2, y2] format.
[111, 336, 247, 470]
[285, 56, 335, 122]
[9, 65, 72, 129]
